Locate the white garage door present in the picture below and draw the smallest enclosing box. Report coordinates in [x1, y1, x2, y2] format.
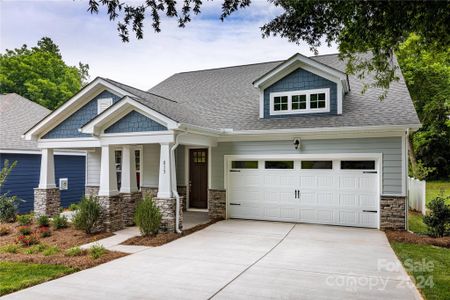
[227, 158, 379, 228]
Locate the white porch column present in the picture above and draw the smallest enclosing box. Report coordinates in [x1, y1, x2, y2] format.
[39, 148, 56, 189]
[157, 143, 172, 198]
[98, 145, 119, 196]
[120, 145, 138, 193]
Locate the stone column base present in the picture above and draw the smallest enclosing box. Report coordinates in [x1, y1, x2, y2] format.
[121, 192, 142, 226]
[34, 188, 60, 217]
[380, 196, 406, 230]
[98, 195, 124, 232]
[208, 189, 226, 220]
[85, 186, 100, 197]
[153, 197, 183, 233]
[141, 187, 158, 198]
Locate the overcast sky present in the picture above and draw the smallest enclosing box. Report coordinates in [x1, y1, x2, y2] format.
[0, 0, 337, 90]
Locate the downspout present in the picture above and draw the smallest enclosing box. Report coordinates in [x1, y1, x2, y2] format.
[170, 132, 187, 234]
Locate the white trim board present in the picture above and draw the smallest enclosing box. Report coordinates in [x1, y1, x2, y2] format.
[0, 149, 86, 156]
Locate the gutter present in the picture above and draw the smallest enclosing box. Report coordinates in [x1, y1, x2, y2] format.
[170, 132, 187, 234]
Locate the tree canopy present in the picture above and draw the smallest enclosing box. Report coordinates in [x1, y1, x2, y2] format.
[397, 34, 450, 179]
[0, 37, 89, 110]
[87, 0, 449, 97]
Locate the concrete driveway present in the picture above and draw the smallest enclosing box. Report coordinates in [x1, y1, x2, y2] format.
[3, 220, 421, 299]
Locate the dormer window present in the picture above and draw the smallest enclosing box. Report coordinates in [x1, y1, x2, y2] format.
[269, 88, 330, 115]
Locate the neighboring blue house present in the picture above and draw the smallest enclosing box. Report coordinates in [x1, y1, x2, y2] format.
[23, 53, 421, 232]
[0, 93, 85, 213]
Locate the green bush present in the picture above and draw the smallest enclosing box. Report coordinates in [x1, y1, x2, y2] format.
[89, 244, 106, 259]
[37, 215, 50, 227]
[18, 226, 32, 235]
[0, 194, 20, 223]
[65, 247, 84, 257]
[0, 244, 20, 254]
[134, 197, 161, 236]
[68, 203, 79, 211]
[16, 214, 33, 226]
[0, 160, 20, 223]
[73, 196, 102, 234]
[42, 245, 60, 256]
[423, 196, 450, 237]
[23, 244, 47, 254]
[52, 215, 68, 230]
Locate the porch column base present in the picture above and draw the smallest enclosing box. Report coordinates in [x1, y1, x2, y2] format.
[208, 189, 226, 220]
[34, 188, 60, 217]
[98, 195, 124, 232]
[85, 186, 100, 197]
[141, 186, 158, 198]
[121, 192, 142, 226]
[380, 196, 406, 231]
[153, 197, 183, 233]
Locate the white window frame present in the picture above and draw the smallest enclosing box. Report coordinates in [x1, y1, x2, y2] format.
[269, 88, 330, 116]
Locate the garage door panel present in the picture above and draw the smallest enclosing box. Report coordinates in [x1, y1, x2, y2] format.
[228, 158, 379, 229]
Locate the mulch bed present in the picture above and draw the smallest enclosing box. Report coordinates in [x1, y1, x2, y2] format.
[121, 219, 219, 247]
[0, 222, 127, 269]
[386, 230, 450, 248]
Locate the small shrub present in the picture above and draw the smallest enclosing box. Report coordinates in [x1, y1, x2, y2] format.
[39, 226, 52, 238]
[16, 234, 39, 246]
[73, 196, 101, 234]
[0, 244, 20, 254]
[16, 214, 33, 226]
[52, 215, 68, 230]
[65, 247, 84, 257]
[134, 197, 161, 236]
[423, 196, 450, 237]
[89, 244, 106, 259]
[0, 194, 20, 223]
[0, 226, 11, 236]
[37, 215, 50, 227]
[42, 245, 60, 256]
[68, 203, 79, 211]
[18, 225, 32, 235]
[23, 244, 47, 254]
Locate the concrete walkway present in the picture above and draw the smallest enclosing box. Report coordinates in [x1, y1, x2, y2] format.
[3, 220, 421, 299]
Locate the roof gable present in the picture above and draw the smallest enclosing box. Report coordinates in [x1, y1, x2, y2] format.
[104, 110, 167, 133]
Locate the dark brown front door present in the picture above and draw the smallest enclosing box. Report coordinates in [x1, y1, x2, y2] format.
[189, 149, 208, 209]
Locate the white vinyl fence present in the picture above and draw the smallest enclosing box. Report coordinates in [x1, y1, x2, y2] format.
[408, 177, 426, 215]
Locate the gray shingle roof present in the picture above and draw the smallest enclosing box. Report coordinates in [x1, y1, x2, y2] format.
[145, 53, 420, 131]
[0, 93, 51, 150]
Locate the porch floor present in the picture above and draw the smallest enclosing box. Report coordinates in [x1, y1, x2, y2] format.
[183, 211, 209, 230]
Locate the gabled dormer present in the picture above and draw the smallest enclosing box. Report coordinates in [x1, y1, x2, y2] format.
[253, 53, 350, 118]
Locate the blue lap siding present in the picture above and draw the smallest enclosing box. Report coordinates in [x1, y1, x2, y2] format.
[0, 153, 86, 213]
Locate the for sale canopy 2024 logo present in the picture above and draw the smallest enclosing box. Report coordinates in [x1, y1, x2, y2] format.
[325, 258, 434, 292]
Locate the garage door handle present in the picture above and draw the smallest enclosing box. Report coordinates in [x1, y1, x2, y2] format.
[363, 171, 377, 174]
[362, 210, 378, 213]
[230, 203, 241, 206]
[230, 170, 240, 172]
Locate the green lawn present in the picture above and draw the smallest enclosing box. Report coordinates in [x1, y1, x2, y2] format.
[391, 242, 450, 300]
[426, 180, 450, 204]
[0, 262, 74, 296]
[408, 180, 450, 234]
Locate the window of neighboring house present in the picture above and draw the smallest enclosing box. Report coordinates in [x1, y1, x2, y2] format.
[270, 88, 330, 115]
[273, 96, 288, 111]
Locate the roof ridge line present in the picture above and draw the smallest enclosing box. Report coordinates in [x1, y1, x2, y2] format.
[103, 77, 179, 103]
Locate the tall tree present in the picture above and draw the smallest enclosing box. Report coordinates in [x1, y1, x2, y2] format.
[87, 0, 449, 97]
[0, 37, 89, 110]
[397, 34, 450, 179]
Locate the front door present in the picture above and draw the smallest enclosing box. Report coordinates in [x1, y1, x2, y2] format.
[189, 149, 208, 209]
